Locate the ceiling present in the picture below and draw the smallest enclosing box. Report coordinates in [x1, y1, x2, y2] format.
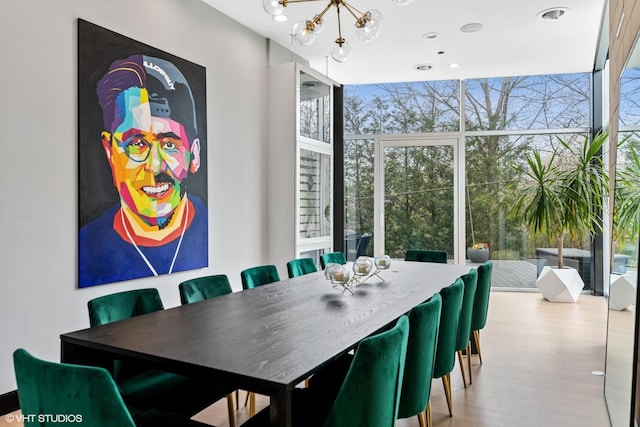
[202, 0, 608, 85]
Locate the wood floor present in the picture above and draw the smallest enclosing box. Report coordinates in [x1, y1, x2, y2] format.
[1, 291, 612, 427]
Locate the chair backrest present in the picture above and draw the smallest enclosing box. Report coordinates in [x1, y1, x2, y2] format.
[13, 349, 136, 427]
[355, 234, 372, 258]
[320, 252, 347, 269]
[241, 265, 280, 290]
[404, 249, 448, 264]
[455, 269, 478, 352]
[87, 288, 163, 327]
[287, 258, 318, 278]
[398, 294, 442, 420]
[179, 274, 233, 305]
[322, 315, 410, 427]
[471, 261, 493, 331]
[87, 288, 164, 382]
[433, 278, 464, 379]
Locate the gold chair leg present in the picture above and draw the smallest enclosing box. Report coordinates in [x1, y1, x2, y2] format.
[457, 350, 467, 388]
[473, 330, 483, 364]
[426, 401, 432, 427]
[417, 411, 426, 427]
[467, 342, 473, 385]
[249, 392, 256, 417]
[442, 374, 453, 416]
[226, 393, 236, 427]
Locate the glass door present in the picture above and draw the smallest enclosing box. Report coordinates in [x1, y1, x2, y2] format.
[375, 137, 462, 261]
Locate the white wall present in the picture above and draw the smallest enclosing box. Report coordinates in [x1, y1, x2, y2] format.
[0, 0, 270, 394]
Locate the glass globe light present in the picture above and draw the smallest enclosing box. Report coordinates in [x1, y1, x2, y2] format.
[374, 255, 392, 270]
[353, 257, 374, 276]
[330, 264, 350, 284]
[355, 25, 380, 42]
[330, 39, 352, 62]
[324, 263, 339, 280]
[307, 14, 324, 33]
[368, 9, 383, 24]
[262, 0, 284, 16]
[293, 20, 316, 46]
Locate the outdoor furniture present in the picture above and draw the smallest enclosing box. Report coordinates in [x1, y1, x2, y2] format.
[535, 247, 630, 290]
[346, 233, 372, 261]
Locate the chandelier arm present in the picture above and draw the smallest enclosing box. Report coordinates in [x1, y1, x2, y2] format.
[280, 0, 326, 4]
[335, 3, 344, 45]
[340, 1, 366, 21]
[314, 3, 334, 22]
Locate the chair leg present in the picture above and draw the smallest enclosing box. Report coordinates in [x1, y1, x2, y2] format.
[457, 350, 467, 388]
[226, 393, 236, 427]
[442, 374, 453, 416]
[417, 411, 426, 427]
[473, 330, 483, 364]
[426, 401, 432, 427]
[235, 390, 239, 410]
[249, 392, 256, 417]
[244, 391, 250, 406]
[467, 342, 473, 385]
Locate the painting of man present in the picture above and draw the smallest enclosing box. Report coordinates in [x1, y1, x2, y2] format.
[78, 21, 208, 287]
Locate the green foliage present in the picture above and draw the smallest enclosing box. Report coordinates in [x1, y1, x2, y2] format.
[343, 75, 591, 262]
[614, 142, 640, 246]
[511, 132, 608, 268]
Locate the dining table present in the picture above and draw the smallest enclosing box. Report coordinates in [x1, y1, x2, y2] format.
[60, 260, 473, 427]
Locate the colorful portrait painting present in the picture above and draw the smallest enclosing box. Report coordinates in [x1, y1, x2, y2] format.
[78, 19, 208, 288]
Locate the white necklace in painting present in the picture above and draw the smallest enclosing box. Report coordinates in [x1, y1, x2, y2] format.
[120, 198, 189, 276]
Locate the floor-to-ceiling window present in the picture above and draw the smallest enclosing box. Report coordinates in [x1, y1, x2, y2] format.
[344, 73, 593, 289]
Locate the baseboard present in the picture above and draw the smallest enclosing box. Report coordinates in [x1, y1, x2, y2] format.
[0, 391, 19, 415]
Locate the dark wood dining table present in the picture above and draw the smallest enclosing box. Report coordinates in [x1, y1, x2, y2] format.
[60, 260, 472, 427]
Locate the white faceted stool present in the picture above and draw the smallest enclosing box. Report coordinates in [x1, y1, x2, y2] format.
[536, 266, 585, 303]
[609, 272, 637, 311]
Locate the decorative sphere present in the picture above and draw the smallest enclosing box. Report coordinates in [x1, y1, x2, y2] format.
[353, 256, 374, 276]
[330, 265, 350, 284]
[374, 255, 391, 269]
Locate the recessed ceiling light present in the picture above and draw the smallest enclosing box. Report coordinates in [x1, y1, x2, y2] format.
[415, 63, 433, 71]
[460, 23, 483, 33]
[448, 63, 460, 69]
[537, 7, 568, 20]
[423, 32, 439, 39]
[273, 14, 287, 22]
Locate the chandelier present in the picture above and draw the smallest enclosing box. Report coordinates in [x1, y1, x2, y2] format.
[262, 0, 413, 62]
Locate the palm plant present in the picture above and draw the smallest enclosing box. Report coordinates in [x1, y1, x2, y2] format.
[614, 145, 640, 248]
[512, 132, 608, 269]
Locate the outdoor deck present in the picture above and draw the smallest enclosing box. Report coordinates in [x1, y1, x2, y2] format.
[467, 259, 538, 289]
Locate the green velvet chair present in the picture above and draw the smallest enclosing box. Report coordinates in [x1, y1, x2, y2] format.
[432, 278, 464, 417]
[404, 249, 448, 264]
[471, 261, 493, 364]
[398, 294, 442, 427]
[455, 269, 478, 388]
[87, 289, 237, 427]
[320, 252, 347, 269]
[13, 348, 213, 427]
[179, 274, 233, 304]
[240, 265, 280, 290]
[240, 315, 410, 427]
[239, 264, 281, 414]
[287, 257, 319, 278]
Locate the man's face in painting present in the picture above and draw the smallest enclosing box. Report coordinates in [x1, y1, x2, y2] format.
[101, 86, 200, 226]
